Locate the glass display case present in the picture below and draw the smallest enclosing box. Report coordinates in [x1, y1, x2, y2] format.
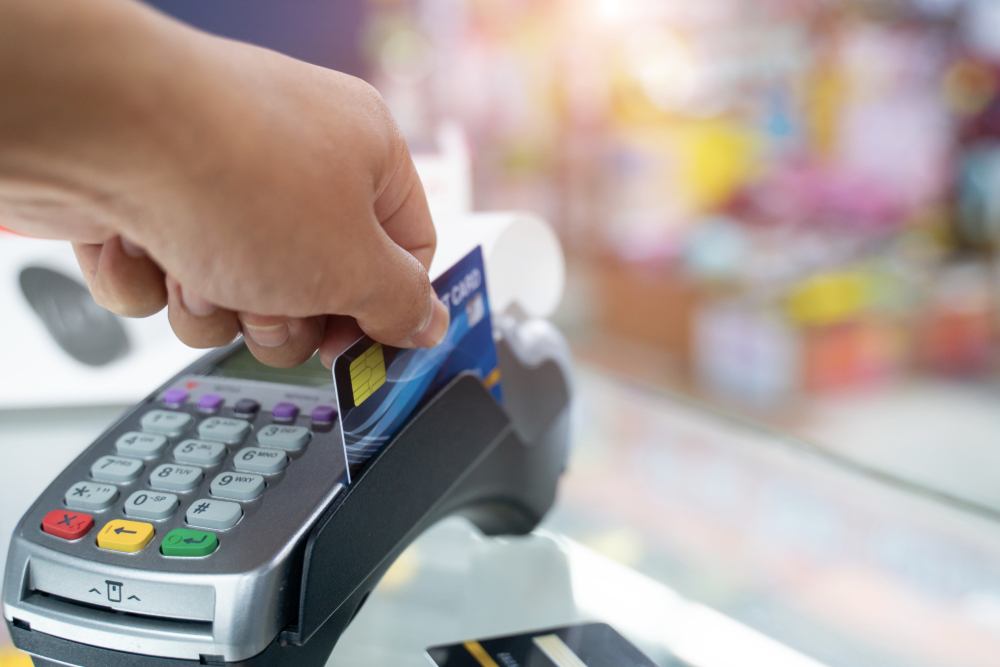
[3, 365, 997, 667]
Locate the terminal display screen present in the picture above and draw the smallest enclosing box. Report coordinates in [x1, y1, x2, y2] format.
[208, 345, 334, 389]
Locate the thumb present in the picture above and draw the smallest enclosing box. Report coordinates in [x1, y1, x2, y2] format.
[346, 128, 449, 348]
[349, 238, 449, 348]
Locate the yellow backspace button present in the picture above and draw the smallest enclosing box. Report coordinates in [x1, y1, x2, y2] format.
[97, 520, 155, 553]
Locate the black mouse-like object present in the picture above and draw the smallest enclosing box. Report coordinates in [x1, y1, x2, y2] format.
[19, 265, 130, 366]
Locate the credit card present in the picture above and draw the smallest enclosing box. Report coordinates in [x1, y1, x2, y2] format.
[333, 246, 503, 478]
[426, 622, 660, 667]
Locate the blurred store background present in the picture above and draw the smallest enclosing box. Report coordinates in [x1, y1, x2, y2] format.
[5, 1, 1000, 666]
[361, 0, 1000, 514]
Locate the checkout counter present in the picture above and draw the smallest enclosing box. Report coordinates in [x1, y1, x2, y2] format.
[3, 364, 999, 667]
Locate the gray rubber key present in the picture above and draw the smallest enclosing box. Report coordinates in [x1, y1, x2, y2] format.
[256, 425, 311, 452]
[90, 456, 143, 483]
[210, 472, 265, 501]
[173, 439, 227, 466]
[124, 491, 179, 520]
[198, 417, 250, 444]
[115, 431, 168, 458]
[64, 481, 119, 511]
[186, 499, 242, 529]
[148, 464, 203, 492]
[233, 447, 288, 475]
[140, 410, 193, 437]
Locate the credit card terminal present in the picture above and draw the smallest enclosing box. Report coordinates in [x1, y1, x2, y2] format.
[3, 315, 572, 667]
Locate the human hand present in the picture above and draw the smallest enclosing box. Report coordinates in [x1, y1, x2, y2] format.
[0, 0, 449, 368]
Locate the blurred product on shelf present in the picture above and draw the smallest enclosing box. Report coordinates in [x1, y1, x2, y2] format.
[365, 0, 1000, 408]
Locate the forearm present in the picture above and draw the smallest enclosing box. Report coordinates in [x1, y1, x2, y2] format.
[0, 0, 207, 242]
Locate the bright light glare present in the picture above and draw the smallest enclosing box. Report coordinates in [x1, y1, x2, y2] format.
[593, 0, 630, 23]
[625, 29, 700, 111]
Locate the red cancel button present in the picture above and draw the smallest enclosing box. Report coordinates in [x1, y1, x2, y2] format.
[42, 510, 94, 540]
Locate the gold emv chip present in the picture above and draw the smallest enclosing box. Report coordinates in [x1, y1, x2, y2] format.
[350, 342, 386, 406]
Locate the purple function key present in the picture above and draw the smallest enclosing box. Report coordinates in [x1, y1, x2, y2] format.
[234, 398, 260, 417]
[198, 393, 224, 411]
[163, 388, 188, 406]
[272, 402, 299, 421]
[311, 405, 337, 424]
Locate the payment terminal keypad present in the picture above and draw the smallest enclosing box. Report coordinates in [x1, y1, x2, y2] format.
[30, 377, 340, 566]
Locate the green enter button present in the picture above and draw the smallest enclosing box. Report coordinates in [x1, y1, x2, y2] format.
[161, 528, 218, 557]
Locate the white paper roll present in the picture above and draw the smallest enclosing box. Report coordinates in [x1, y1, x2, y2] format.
[430, 211, 565, 319]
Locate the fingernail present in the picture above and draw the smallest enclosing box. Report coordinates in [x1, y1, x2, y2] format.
[412, 297, 449, 348]
[120, 236, 147, 258]
[244, 322, 290, 348]
[181, 287, 217, 317]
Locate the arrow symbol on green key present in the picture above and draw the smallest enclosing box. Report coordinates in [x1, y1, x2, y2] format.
[161, 529, 217, 557]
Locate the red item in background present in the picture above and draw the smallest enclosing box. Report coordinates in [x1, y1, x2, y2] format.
[41, 510, 94, 540]
[803, 319, 904, 392]
[920, 309, 994, 375]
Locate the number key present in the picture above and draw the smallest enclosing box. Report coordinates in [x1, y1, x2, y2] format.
[173, 439, 227, 466]
[124, 491, 179, 520]
[198, 417, 250, 444]
[115, 431, 168, 458]
[90, 456, 143, 483]
[256, 425, 311, 452]
[140, 410, 193, 437]
[233, 447, 288, 475]
[210, 472, 265, 501]
[148, 464, 203, 492]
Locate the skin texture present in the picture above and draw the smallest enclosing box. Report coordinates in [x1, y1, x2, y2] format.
[0, 0, 449, 368]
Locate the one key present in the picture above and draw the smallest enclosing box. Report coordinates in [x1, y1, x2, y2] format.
[140, 410, 193, 437]
[161, 528, 218, 557]
[173, 439, 227, 466]
[210, 472, 265, 501]
[149, 464, 203, 492]
[124, 491, 179, 520]
[186, 499, 242, 530]
[64, 481, 119, 511]
[256, 425, 311, 452]
[198, 417, 250, 444]
[90, 456, 143, 483]
[233, 447, 288, 475]
[42, 510, 94, 540]
[115, 431, 168, 458]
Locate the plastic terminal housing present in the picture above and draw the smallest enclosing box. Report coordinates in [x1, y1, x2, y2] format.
[8, 323, 573, 667]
